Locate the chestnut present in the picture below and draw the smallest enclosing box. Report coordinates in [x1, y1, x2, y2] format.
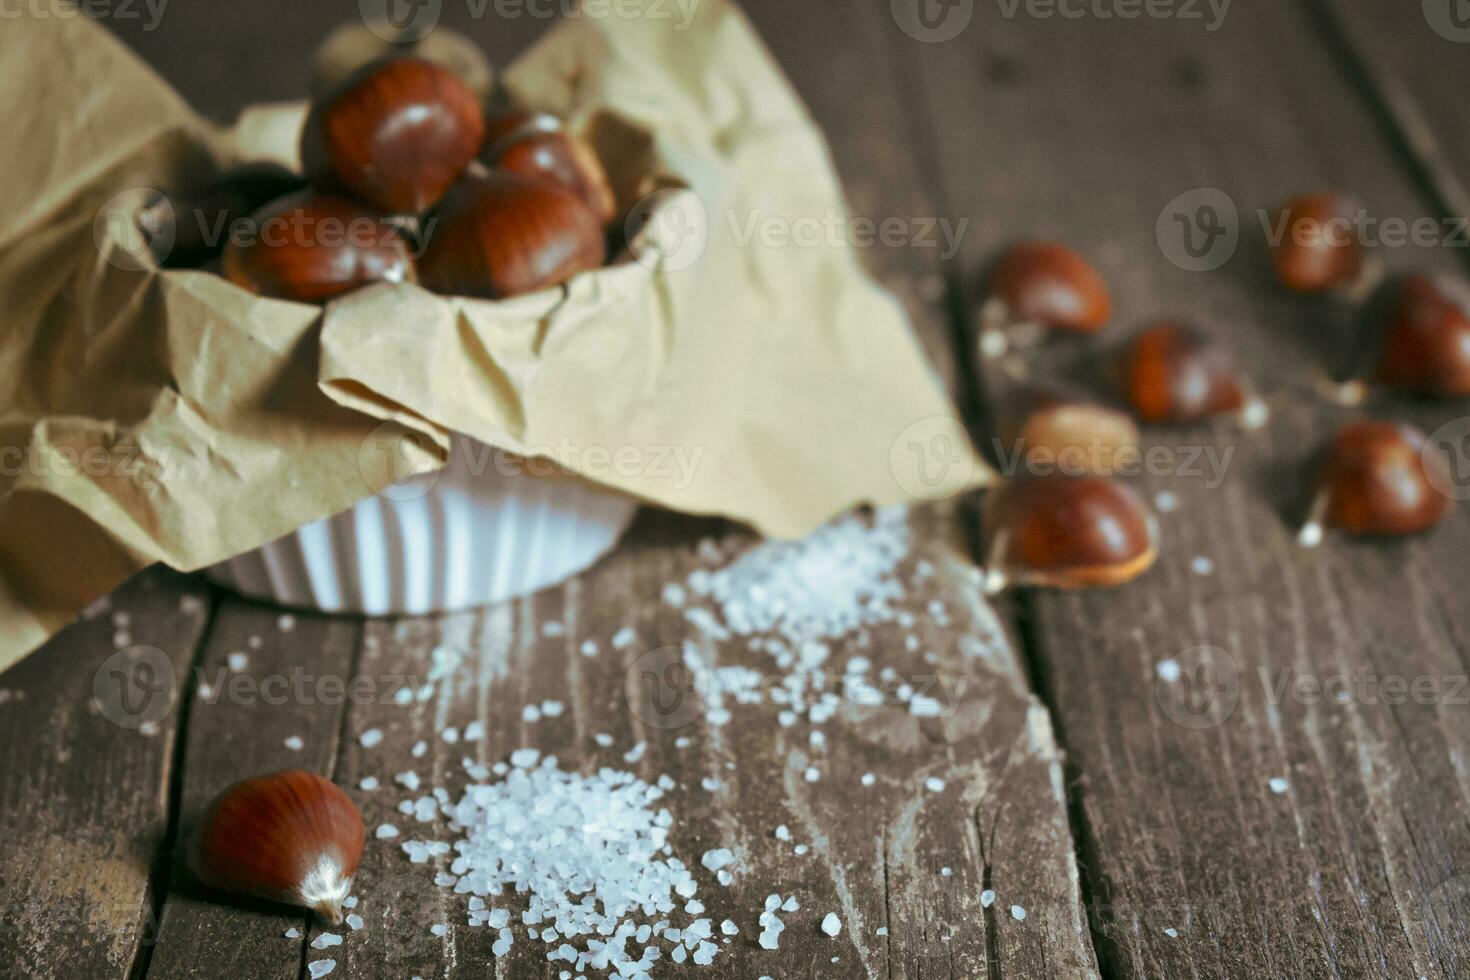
[1269, 193, 1369, 295]
[312, 23, 495, 104]
[980, 242, 1112, 358]
[301, 57, 486, 215]
[981, 474, 1159, 593]
[222, 191, 416, 304]
[999, 386, 1141, 477]
[417, 171, 606, 299]
[1298, 420, 1450, 546]
[482, 110, 617, 226]
[1117, 322, 1267, 428]
[1372, 274, 1470, 397]
[140, 163, 304, 268]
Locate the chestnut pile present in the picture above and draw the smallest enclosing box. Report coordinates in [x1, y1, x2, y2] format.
[158, 46, 616, 304]
[977, 198, 1467, 594]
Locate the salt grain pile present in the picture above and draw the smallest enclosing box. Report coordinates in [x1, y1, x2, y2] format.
[401, 751, 724, 977]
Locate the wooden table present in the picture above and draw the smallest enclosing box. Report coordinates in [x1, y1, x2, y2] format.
[4, 1, 1469, 977]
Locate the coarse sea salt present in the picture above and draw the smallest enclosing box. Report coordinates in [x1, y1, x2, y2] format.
[405, 756, 727, 976]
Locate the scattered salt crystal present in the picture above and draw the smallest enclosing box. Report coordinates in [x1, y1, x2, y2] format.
[395, 771, 420, 791]
[774, 825, 791, 841]
[611, 626, 637, 650]
[346, 914, 364, 931]
[510, 748, 540, 768]
[541, 700, 564, 717]
[311, 933, 342, 949]
[308, 961, 335, 979]
[941, 867, 952, 877]
[359, 777, 379, 791]
[1154, 490, 1180, 513]
[1010, 905, 1027, 921]
[578, 639, 599, 658]
[463, 721, 485, 741]
[821, 913, 842, 937]
[376, 824, 400, 839]
[522, 704, 542, 723]
[1164, 927, 1179, 938]
[793, 844, 809, 856]
[359, 729, 383, 748]
[809, 731, 826, 747]
[226, 652, 248, 673]
[925, 777, 946, 793]
[861, 772, 876, 787]
[675, 736, 691, 748]
[283, 735, 304, 752]
[1269, 777, 1289, 795]
[1190, 555, 1215, 576]
[804, 767, 821, 783]
[277, 614, 296, 632]
[430, 924, 448, 937]
[721, 920, 738, 935]
[702, 849, 735, 872]
[594, 733, 614, 747]
[980, 890, 996, 908]
[624, 742, 647, 764]
[661, 583, 687, 607]
[542, 621, 566, 637]
[247, 635, 263, 650]
[1156, 659, 1182, 683]
[284, 927, 301, 939]
[876, 926, 889, 936]
[343, 896, 358, 909]
[701, 777, 721, 792]
[782, 896, 799, 912]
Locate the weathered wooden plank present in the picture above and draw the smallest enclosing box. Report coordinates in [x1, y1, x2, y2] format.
[0, 568, 212, 980]
[143, 604, 362, 980]
[896, 0, 1470, 976]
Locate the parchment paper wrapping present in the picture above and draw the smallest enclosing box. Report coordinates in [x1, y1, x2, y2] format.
[0, 0, 989, 671]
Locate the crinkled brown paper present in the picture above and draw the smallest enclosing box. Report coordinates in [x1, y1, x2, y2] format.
[0, 0, 989, 671]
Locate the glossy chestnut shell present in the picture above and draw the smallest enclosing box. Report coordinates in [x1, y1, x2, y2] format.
[1269, 193, 1364, 293]
[1001, 388, 1141, 477]
[1118, 323, 1261, 425]
[418, 171, 606, 299]
[301, 57, 486, 215]
[1300, 420, 1449, 544]
[189, 770, 365, 924]
[986, 242, 1113, 335]
[1373, 274, 1470, 397]
[981, 474, 1159, 592]
[222, 192, 415, 303]
[482, 110, 617, 226]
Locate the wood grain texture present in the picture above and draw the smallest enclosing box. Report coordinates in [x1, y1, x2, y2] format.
[896, 0, 1470, 976]
[0, 568, 212, 980]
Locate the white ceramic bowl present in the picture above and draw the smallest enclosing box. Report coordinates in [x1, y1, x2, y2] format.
[206, 435, 638, 615]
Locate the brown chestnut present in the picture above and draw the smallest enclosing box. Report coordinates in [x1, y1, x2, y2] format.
[1298, 420, 1450, 546]
[1268, 193, 1368, 294]
[482, 110, 617, 226]
[1117, 322, 1267, 428]
[999, 386, 1141, 477]
[980, 242, 1112, 358]
[301, 57, 486, 215]
[981, 474, 1159, 593]
[312, 23, 495, 104]
[139, 163, 304, 268]
[418, 171, 606, 299]
[222, 192, 416, 304]
[1371, 274, 1470, 397]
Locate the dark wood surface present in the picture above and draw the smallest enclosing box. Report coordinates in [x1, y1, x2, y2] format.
[2, 1, 1469, 978]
